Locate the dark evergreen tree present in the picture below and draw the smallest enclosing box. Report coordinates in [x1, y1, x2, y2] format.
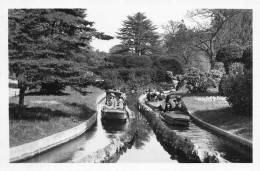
[116, 12, 160, 55]
[9, 9, 112, 117]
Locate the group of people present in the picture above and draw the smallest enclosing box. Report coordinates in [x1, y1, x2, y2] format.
[146, 89, 165, 101]
[106, 93, 126, 109]
[158, 95, 188, 113]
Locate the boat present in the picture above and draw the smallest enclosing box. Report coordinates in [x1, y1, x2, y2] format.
[145, 100, 190, 126]
[101, 90, 128, 121]
[160, 110, 190, 126]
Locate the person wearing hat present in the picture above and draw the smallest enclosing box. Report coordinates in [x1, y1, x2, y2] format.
[109, 93, 118, 109]
[174, 95, 188, 113]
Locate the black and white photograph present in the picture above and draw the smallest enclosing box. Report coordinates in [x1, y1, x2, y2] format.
[1, 0, 259, 170]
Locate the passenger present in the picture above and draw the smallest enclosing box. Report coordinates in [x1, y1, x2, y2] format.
[146, 89, 152, 101]
[163, 102, 171, 111]
[174, 95, 188, 113]
[158, 95, 173, 111]
[168, 95, 176, 109]
[156, 90, 165, 101]
[109, 93, 117, 109]
[118, 96, 124, 109]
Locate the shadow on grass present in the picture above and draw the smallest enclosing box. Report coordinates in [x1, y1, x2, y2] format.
[25, 91, 70, 96]
[71, 86, 93, 96]
[9, 102, 96, 121]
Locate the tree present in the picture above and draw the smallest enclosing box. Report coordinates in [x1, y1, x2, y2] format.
[215, 44, 243, 73]
[9, 9, 112, 117]
[186, 9, 251, 69]
[116, 12, 160, 55]
[162, 20, 194, 65]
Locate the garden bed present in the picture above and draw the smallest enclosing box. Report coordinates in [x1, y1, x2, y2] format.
[9, 86, 104, 147]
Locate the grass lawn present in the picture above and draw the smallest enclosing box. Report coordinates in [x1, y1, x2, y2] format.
[174, 89, 252, 141]
[9, 86, 104, 147]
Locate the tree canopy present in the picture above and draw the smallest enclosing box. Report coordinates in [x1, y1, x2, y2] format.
[116, 12, 160, 55]
[9, 9, 113, 116]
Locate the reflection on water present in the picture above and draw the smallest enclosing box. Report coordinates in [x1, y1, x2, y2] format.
[101, 119, 129, 133]
[116, 94, 180, 163]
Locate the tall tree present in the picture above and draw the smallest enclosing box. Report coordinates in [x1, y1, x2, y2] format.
[162, 20, 194, 65]
[9, 9, 112, 117]
[186, 9, 251, 69]
[116, 12, 160, 55]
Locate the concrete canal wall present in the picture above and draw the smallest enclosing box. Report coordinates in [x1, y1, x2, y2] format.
[189, 111, 252, 150]
[9, 92, 106, 163]
[137, 94, 229, 163]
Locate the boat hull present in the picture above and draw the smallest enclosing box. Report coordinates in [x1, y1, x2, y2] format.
[101, 107, 128, 120]
[160, 111, 190, 126]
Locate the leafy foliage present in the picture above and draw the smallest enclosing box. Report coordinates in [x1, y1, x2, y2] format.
[220, 70, 252, 116]
[186, 9, 252, 69]
[153, 56, 184, 75]
[9, 9, 112, 116]
[215, 44, 243, 73]
[182, 67, 223, 93]
[105, 54, 153, 69]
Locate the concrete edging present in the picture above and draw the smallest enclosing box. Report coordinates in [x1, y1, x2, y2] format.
[188, 111, 252, 149]
[9, 92, 106, 163]
[137, 94, 229, 163]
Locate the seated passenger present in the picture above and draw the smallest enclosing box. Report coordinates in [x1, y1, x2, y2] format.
[174, 95, 188, 113]
[109, 93, 117, 109]
[156, 90, 165, 101]
[164, 102, 172, 112]
[158, 95, 173, 111]
[117, 97, 124, 109]
[146, 89, 154, 101]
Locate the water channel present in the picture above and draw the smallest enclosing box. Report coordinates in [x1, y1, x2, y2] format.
[23, 93, 252, 163]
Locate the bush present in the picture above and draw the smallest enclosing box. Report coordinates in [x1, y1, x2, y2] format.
[224, 70, 252, 116]
[153, 56, 184, 75]
[219, 62, 244, 95]
[40, 80, 65, 93]
[241, 46, 252, 70]
[183, 67, 223, 93]
[216, 44, 243, 73]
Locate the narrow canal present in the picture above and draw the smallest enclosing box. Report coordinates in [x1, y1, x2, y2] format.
[23, 93, 252, 163]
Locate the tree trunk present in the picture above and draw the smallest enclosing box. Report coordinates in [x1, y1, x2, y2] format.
[210, 59, 215, 70]
[18, 87, 26, 118]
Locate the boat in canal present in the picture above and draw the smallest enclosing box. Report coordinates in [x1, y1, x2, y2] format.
[101, 90, 128, 121]
[159, 110, 190, 126]
[145, 99, 190, 126]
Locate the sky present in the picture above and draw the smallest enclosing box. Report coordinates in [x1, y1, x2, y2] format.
[86, 1, 196, 52]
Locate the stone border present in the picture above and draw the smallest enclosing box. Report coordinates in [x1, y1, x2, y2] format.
[188, 111, 252, 149]
[9, 92, 106, 163]
[137, 94, 229, 163]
